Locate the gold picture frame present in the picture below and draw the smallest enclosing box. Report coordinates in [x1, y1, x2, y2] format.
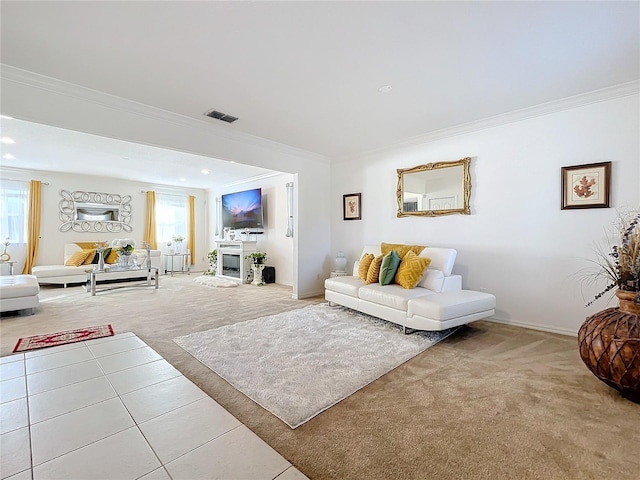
[561, 161, 611, 210]
[396, 157, 471, 217]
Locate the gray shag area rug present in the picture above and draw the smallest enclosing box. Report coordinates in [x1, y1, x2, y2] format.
[174, 303, 458, 428]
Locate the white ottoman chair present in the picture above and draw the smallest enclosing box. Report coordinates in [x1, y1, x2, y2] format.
[0, 275, 40, 315]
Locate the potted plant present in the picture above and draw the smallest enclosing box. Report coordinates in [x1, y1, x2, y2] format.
[578, 207, 640, 403]
[583, 207, 639, 309]
[245, 251, 268, 285]
[112, 239, 135, 256]
[245, 251, 268, 265]
[205, 249, 217, 276]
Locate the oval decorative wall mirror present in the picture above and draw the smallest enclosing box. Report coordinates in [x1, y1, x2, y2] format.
[396, 157, 471, 217]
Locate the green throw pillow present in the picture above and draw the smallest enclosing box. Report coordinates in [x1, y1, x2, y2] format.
[379, 250, 401, 286]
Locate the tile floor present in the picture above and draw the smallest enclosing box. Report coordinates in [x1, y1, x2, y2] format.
[0, 332, 307, 480]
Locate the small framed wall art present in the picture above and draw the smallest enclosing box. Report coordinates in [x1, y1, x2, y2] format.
[343, 193, 362, 220]
[561, 161, 611, 210]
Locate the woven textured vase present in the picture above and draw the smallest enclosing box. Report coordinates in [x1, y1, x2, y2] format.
[578, 290, 640, 403]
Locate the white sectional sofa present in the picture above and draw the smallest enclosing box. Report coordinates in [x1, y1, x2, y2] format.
[0, 274, 40, 314]
[324, 244, 496, 332]
[32, 243, 162, 287]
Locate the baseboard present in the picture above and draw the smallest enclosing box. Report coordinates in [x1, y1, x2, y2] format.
[485, 316, 577, 337]
[294, 288, 325, 301]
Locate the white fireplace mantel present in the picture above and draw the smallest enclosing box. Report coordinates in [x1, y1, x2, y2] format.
[215, 241, 258, 283]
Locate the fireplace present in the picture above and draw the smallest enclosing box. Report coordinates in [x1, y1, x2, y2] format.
[215, 240, 258, 284]
[221, 253, 241, 278]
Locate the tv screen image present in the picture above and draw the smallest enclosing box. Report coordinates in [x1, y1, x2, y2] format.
[221, 188, 264, 230]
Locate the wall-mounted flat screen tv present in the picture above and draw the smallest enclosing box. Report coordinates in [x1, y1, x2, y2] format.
[221, 187, 264, 230]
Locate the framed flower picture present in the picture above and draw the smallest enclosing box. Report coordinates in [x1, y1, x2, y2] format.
[343, 193, 361, 220]
[561, 161, 611, 210]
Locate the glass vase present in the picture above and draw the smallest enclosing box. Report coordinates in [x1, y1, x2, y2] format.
[97, 250, 105, 271]
[118, 253, 131, 268]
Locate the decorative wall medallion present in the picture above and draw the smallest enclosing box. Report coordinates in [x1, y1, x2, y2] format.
[59, 190, 133, 233]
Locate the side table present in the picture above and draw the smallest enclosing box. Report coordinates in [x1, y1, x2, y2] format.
[330, 271, 350, 278]
[0, 261, 16, 276]
[166, 253, 191, 276]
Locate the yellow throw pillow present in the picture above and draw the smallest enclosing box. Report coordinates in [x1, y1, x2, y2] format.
[105, 248, 119, 264]
[380, 242, 426, 259]
[82, 249, 97, 265]
[75, 242, 99, 250]
[394, 250, 432, 289]
[404, 244, 426, 256]
[358, 253, 375, 280]
[65, 249, 93, 266]
[365, 254, 384, 284]
[381, 242, 403, 255]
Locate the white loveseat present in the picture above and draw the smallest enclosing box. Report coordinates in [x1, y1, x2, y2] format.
[32, 243, 162, 287]
[324, 244, 496, 332]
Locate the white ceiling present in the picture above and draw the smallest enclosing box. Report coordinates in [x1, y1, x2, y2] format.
[1, 1, 638, 187]
[0, 118, 279, 190]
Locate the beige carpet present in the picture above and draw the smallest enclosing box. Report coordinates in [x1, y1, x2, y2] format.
[2, 275, 639, 479]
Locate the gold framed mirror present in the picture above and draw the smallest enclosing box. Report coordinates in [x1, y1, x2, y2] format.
[396, 157, 471, 217]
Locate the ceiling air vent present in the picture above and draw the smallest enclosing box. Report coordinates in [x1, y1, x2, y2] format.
[204, 109, 238, 123]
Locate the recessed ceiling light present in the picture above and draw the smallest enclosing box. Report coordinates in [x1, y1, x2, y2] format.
[179, 177, 187, 182]
[3, 154, 15, 160]
[0, 115, 14, 120]
[201, 169, 210, 175]
[377, 85, 393, 93]
[1, 137, 15, 144]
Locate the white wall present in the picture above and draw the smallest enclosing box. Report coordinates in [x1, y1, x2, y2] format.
[208, 173, 295, 286]
[0, 168, 209, 271]
[331, 94, 640, 335]
[5, 70, 636, 312]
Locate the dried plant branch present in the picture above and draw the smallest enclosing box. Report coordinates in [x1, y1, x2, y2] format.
[582, 207, 640, 307]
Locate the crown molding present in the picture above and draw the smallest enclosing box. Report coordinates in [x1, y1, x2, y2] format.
[338, 80, 640, 162]
[221, 171, 286, 189]
[0, 64, 330, 165]
[3, 65, 637, 165]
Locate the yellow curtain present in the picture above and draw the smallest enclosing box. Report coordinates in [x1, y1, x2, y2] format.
[188, 195, 195, 265]
[23, 180, 42, 274]
[143, 191, 157, 249]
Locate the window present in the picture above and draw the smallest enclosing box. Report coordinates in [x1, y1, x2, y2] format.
[155, 193, 188, 243]
[0, 179, 28, 244]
